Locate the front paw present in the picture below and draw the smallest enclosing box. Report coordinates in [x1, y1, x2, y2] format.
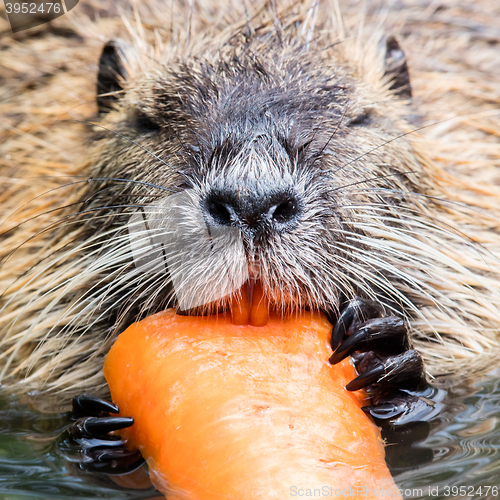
[329, 298, 442, 471]
[329, 297, 431, 426]
[58, 394, 144, 475]
[329, 298, 426, 392]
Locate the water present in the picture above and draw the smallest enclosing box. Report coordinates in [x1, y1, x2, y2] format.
[0, 394, 157, 500]
[1, 374, 499, 500]
[394, 373, 500, 499]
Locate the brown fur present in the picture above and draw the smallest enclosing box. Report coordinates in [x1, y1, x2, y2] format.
[1, 0, 500, 398]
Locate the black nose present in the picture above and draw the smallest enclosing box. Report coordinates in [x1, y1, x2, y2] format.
[203, 189, 302, 234]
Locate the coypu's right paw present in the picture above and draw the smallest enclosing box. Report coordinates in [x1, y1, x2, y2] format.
[58, 394, 144, 475]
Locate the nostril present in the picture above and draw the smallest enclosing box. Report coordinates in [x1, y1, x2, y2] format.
[203, 190, 301, 231]
[269, 197, 299, 225]
[206, 199, 233, 226]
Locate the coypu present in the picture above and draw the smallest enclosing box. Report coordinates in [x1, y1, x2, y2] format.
[1, 0, 500, 478]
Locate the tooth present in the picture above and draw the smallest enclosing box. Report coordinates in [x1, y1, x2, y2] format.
[250, 282, 269, 327]
[231, 283, 250, 325]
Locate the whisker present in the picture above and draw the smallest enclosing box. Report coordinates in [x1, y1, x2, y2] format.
[0, 179, 172, 244]
[0, 203, 173, 270]
[330, 117, 454, 177]
[318, 99, 351, 157]
[85, 121, 190, 181]
[331, 169, 419, 193]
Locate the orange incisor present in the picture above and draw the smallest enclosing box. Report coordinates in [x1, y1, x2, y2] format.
[230, 281, 270, 327]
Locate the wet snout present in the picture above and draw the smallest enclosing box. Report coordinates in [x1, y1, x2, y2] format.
[203, 184, 302, 235]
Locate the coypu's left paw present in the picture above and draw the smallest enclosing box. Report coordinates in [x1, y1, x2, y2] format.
[58, 394, 144, 475]
[329, 297, 426, 392]
[329, 298, 442, 471]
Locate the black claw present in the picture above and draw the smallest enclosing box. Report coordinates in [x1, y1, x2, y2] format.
[362, 391, 425, 421]
[346, 364, 386, 391]
[72, 416, 134, 438]
[365, 386, 446, 425]
[330, 316, 409, 365]
[329, 329, 359, 364]
[330, 298, 382, 351]
[327, 297, 440, 468]
[331, 305, 355, 351]
[346, 350, 426, 392]
[86, 447, 142, 463]
[362, 402, 402, 419]
[72, 395, 119, 418]
[84, 416, 134, 436]
[79, 448, 145, 475]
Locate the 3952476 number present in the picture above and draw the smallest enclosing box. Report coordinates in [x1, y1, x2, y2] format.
[5, 3, 62, 14]
[443, 486, 499, 497]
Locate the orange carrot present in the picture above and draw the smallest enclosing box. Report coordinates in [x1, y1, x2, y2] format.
[104, 309, 401, 499]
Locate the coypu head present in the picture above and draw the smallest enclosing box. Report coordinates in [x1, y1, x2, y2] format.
[87, 34, 418, 326]
[2, 4, 499, 396]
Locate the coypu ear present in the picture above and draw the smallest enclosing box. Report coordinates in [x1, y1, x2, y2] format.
[97, 41, 129, 114]
[383, 36, 412, 99]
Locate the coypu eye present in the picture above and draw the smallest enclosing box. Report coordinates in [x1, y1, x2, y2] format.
[348, 112, 371, 127]
[135, 113, 161, 133]
[271, 199, 298, 224]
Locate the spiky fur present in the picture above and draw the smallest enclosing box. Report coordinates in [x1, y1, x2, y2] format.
[1, 0, 500, 398]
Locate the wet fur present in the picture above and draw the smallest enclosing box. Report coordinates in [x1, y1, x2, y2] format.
[1, 0, 500, 397]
